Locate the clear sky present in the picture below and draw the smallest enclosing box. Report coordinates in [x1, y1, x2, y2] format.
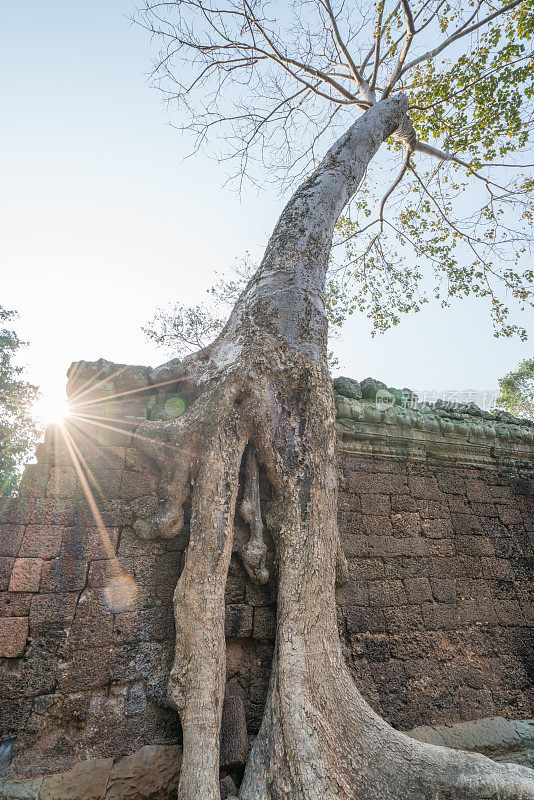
[1, 0, 532, 423]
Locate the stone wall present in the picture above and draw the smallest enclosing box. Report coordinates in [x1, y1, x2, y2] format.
[0, 362, 532, 794]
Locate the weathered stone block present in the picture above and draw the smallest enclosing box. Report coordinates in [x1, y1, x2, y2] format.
[391, 512, 421, 537]
[82, 445, 126, 471]
[47, 468, 78, 497]
[360, 493, 391, 517]
[40, 757, 113, 800]
[383, 605, 424, 634]
[26, 498, 76, 527]
[113, 606, 174, 645]
[0, 497, 32, 524]
[457, 598, 497, 626]
[450, 513, 482, 536]
[253, 607, 276, 640]
[220, 692, 249, 768]
[0, 616, 28, 657]
[430, 578, 456, 604]
[225, 604, 253, 638]
[0, 778, 43, 800]
[421, 519, 452, 539]
[498, 505, 523, 526]
[18, 464, 50, 498]
[362, 516, 393, 536]
[346, 607, 386, 634]
[391, 494, 418, 512]
[407, 475, 441, 501]
[0, 591, 32, 617]
[58, 647, 113, 692]
[422, 603, 459, 630]
[455, 535, 494, 557]
[0, 556, 14, 590]
[0, 524, 24, 557]
[368, 580, 406, 607]
[8, 558, 43, 592]
[404, 577, 432, 604]
[29, 593, 78, 630]
[105, 745, 181, 800]
[69, 605, 114, 650]
[39, 556, 87, 593]
[19, 525, 64, 558]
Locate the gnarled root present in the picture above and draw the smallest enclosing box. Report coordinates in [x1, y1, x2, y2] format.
[169, 424, 246, 800]
[239, 445, 269, 585]
[131, 369, 533, 800]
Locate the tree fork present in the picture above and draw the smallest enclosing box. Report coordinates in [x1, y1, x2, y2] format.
[132, 96, 534, 799]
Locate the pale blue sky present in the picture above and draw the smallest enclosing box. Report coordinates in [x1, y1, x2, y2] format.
[1, 0, 532, 421]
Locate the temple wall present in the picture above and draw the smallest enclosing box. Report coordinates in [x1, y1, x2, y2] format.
[0, 361, 532, 796]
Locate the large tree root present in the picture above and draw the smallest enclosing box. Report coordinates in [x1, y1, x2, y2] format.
[132, 365, 534, 800]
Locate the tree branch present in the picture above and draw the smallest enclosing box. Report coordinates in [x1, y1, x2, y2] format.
[399, 0, 523, 79]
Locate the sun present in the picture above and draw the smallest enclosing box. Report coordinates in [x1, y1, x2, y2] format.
[34, 390, 71, 426]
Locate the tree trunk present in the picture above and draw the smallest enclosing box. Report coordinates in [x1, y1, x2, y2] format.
[134, 95, 534, 800]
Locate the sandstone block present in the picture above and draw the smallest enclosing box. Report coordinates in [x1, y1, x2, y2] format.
[39, 556, 87, 593]
[29, 592, 78, 630]
[430, 578, 456, 604]
[0, 778, 43, 800]
[0, 524, 24, 557]
[368, 580, 406, 607]
[0, 616, 28, 657]
[19, 525, 64, 558]
[404, 577, 432, 604]
[8, 558, 43, 592]
[253, 607, 276, 640]
[47, 468, 78, 497]
[225, 604, 253, 638]
[0, 556, 14, 590]
[220, 693, 249, 768]
[0, 591, 32, 617]
[26, 499, 76, 527]
[40, 757, 113, 800]
[105, 745, 181, 800]
[18, 464, 50, 498]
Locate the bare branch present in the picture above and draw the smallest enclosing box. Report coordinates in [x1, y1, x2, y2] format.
[382, 0, 415, 98]
[319, 0, 374, 101]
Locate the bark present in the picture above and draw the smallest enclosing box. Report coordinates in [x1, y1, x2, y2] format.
[133, 95, 534, 800]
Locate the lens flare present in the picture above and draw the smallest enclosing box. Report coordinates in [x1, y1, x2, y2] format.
[35, 390, 70, 426]
[103, 575, 138, 612]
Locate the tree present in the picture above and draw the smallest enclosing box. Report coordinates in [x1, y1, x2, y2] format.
[132, 2, 534, 798]
[0, 307, 41, 495]
[497, 356, 534, 419]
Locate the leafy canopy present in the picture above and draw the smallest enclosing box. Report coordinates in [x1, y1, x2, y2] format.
[137, 0, 534, 345]
[497, 356, 534, 419]
[0, 308, 42, 495]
